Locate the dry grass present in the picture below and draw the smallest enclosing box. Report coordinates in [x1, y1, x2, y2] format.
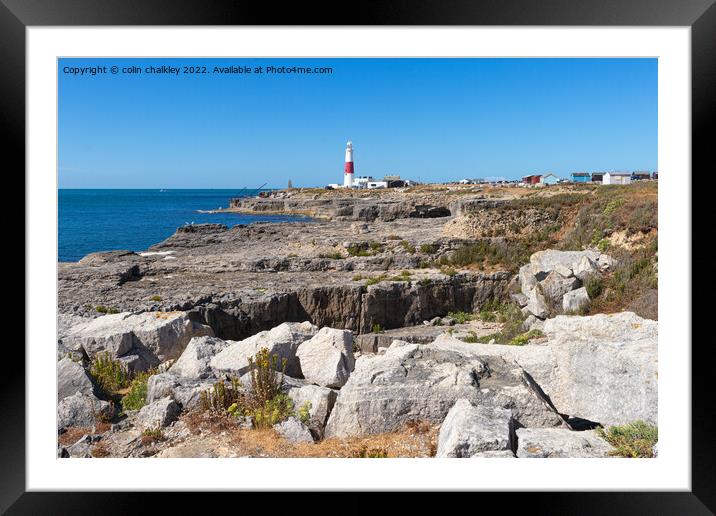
[178, 411, 438, 458]
[58, 426, 93, 446]
[89, 441, 111, 458]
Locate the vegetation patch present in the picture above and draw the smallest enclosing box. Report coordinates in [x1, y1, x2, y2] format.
[95, 305, 119, 314]
[400, 240, 416, 254]
[89, 353, 131, 393]
[447, 311, 474, 324]
[121, 370, 154, 411]
[597, 420, 658, 458]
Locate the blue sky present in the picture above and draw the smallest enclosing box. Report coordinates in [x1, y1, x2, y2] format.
[58, 58, 657, 188]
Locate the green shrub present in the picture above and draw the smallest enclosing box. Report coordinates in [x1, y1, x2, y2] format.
[95, 306, 119, 314]
[400, 240, 416, 254]
[352, 274, 363, 281]
[347, 242, 383, 257]
[364, 275, 387, 286]
[597, 420, 658, 458]
[460, 331, 480, 343]
[200, 376, 244, 413]
[419, 243, 438, 254]
[247, 347, 287, 405]
[89, 353, 130, 393]
[509, 329, 544, 346]
[141, 426, 164, 440]
[447, 311, 474, 324]
[319, 251, 345, 260]
[440, 266, 457, 277]
[372, 323, 385, 334]
[298, 401, 312, 424]
[121, 370, 154, 411]
[149, 295, 162, 302]
[584, 275, 604, 299]
[252, 393, 294, 428]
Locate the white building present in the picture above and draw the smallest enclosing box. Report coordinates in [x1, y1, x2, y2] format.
[353, 176, 374, 188]
[603, 172, 632, 185]
[367, 181, 388, 189]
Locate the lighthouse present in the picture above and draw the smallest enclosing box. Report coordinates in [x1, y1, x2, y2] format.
[343, 140, 354, 188]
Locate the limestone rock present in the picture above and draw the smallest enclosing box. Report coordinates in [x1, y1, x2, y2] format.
[519, 264, 537, 297]
[169, 336, 230, 379]
[324, 343, 564, 439]
[146, 372, 217, 411]
[511, 292, 529, 307]
[539, 271, 580, 304]
[542, 312, 657, 426]
[573, 255, 598, 280]
[274, 417, 314, 443]
[554, 264, 573, 278]
[286, 383, 338, 436]
[63, 311, 213, 367]
[66, 435, 96, 458]
[210, 321, 318, 378]
[135, 397, 181, 430]
[530, 250, 601, 281]
[58, 392, 112, 429]
[57, 357, 97, 401]
[436, 399, 514, 457]
[295, 327, 355, 388]
[562, 287, 590, 313]
[470, 450, 516, 458]
[516, 428, 614, 458]
[526, 287, 549, 319]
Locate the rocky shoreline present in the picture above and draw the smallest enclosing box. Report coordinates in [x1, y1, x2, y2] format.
[57, 185, 658, 458]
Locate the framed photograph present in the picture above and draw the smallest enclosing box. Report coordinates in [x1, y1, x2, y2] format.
[7, 0, 712, 511]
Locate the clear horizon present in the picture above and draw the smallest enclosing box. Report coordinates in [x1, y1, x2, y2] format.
[59, 58, 657, 189]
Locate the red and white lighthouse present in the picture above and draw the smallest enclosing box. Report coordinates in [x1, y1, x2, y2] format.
[343, 140, 354, 188]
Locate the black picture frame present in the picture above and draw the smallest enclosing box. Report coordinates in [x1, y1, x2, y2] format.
[5, 0, 712, 512]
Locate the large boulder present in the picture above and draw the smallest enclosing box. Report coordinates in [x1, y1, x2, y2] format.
[529, 250, 602, 281]
[436, 399, 514, 457]
[274, 417, 314, 443]
[63, 311, 213, 368]
[516, 428, 614, 458]
[541, 312, 657, 426]
[58, 392, 113, 429]
[296, 328, 355, 388]
[57, 357, 98, 401]
[562, 287, 590, 313]
[286, 384, 338, 437]
[324, 342, 565, 439]
[135, 397, 181, 430]
[146, 372, 217, 411]
[433, 312, 657, 428]
[169, 336, 230, 379]
[519, 264, 537, 297]
[526, 287, 549, 319]
[539, 271, 580, 304]
[210, 321, 318, 378]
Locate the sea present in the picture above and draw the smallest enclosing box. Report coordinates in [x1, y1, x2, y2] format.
[58, 189, 311, 263]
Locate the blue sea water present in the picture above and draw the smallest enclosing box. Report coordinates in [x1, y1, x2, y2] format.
[58, 189, 310, 262]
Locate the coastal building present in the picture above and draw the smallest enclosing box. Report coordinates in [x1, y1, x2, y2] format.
[631, 171, 652, 181]
[343, 141, 355, 188]
[591, 172, 605, 183]
[367, 181, 389, 189]
[353, 176, 374, 189]
[570, 172, 591, 183]
[521, 175, 542, 185]
[652, 171, 658, 180]
[540, 173, 560, 185]
[603, 172, 632, 185]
